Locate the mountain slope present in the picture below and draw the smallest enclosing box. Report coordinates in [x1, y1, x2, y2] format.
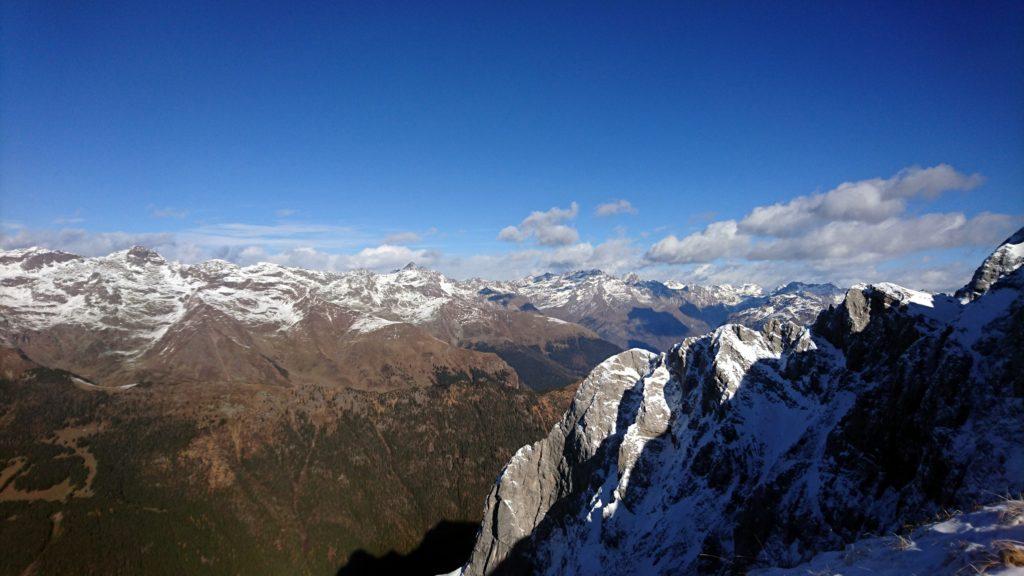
[457, 227, 1024, 575]
[752, 501, 1024, 575]
[0, 356, 576, 575]
[0, 247, 615, 392]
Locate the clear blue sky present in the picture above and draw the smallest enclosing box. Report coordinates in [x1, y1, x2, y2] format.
[2, 1, 1022, 289]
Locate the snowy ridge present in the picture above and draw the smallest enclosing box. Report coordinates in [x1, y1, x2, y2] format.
[753, 503, 1024, 576]
[957, 228, 1024, 302]
[0, 247, 846, 362]
[0, 246, 496, 358]
[476, 269, 841, 350]
[456, 228, 1024, 576]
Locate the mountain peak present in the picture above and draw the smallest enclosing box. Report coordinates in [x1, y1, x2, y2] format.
[772, 281, 843, 297]
[955, 226, 1024, 302]
[125, 245, 166, 266]
[0, 246, 81, 270]
[565, 269, 606, 280]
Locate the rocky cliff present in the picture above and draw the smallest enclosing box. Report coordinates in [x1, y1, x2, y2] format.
[458, 228, 1024, 575]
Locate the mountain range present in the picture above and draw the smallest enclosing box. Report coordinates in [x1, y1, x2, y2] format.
[0, 246, 844, 575]
[5, 234, 1017, 575]
[455, 227, 1024, 575]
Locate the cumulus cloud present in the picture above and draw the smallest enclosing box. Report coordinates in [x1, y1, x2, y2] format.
[738, 164, 983, 237]
[646, 220, 750, 264]
[643, 164, 1016, 292]
[595, 199, 637, 216]
[746, 212, 1015, 262]
[498, 202, 580, 246]
[647, 165, 1008, 266]
[3, 163, 1015, 294]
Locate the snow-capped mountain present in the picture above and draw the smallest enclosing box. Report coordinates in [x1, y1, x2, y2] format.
[0, 247, 844, 390]
[0, 246, 617, 391]
[476, 270, 841, 352]
[723, 282, 845, 329]
[956, 226, 1024, 302]
[456, 227, 1024, 575]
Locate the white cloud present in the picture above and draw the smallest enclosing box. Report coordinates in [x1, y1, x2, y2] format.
[738, 164, 982, 237]
[746, 212, 1015, 262]
[0, 227, 178, 257]
[2, 163, 1015, 295]
[643, 164, 1016, 292]
[659, 255, 986, 294]
[648, 165, 1010, 266]
[645, 220, 750, 264]
[498, 202, 580, 246]
[267, 244, 439, 272]
[275, 208, 298, 217]
[595, 199, 638, 217]
[441, 238, 641, 280]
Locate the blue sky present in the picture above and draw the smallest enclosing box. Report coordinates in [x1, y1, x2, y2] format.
[2, 1, 1022, 290]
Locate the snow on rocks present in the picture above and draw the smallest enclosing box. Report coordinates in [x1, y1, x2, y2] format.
[455, 227, 1024, 576]
[753, 502, 1024, 576]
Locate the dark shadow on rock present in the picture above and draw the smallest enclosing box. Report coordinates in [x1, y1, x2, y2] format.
[483, 289, 1020, 574]
[488, 352, 654, 575]
[336, 520, 479, 576]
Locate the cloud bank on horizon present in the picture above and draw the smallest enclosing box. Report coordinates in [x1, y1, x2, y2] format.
[1, 164, 1020, 292]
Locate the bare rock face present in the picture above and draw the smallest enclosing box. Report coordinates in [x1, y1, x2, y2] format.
[456, 228, 1024, 575]
[956, 227, 1024, 302]
[463, 349, 656, 576]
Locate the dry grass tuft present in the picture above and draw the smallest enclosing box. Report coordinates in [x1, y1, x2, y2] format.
[961, 539, 1024, 574]
[891, 533, 916, 551]
[992, 540, 1024, 567]
[997, 497, 1024, 525]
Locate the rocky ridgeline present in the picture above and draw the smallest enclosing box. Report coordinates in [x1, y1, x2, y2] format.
[457, 228, 1024, 575]
[0, 246, 842, 391]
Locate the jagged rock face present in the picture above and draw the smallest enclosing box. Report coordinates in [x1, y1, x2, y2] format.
[459, 230, 1024, 575]
[463, 349, 658, 575]
[956, 228, 1024, 302]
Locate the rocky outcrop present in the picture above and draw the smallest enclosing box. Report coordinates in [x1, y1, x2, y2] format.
[457, 227, 1024, 575]
[956, 227, 1024, 302]
[462, 349, 656, 575]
